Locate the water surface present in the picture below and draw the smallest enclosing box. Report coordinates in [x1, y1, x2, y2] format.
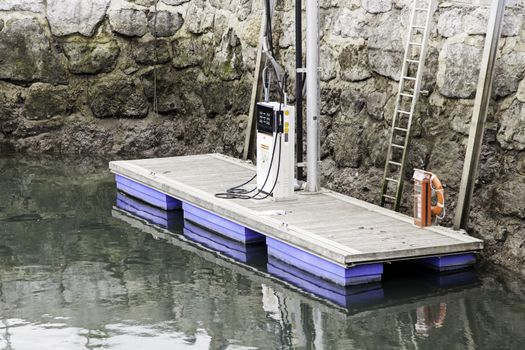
[0, 155, 524, 350]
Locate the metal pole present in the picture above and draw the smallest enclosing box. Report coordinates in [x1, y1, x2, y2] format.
[454, 0, 506, 230]
[305, 0, 320, 192]
[295, 0, 304, 181]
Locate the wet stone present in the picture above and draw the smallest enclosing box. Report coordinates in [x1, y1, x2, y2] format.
[141, 66, 181, 114]
[23, 83, 73, 120]
[88, 76, 149, 118]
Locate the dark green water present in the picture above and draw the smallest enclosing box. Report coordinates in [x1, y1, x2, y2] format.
[0, 155, 524, 350]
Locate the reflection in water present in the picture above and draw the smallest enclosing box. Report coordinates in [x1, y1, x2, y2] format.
[415, 303, 447, 337]
[0, 155, 524, 349]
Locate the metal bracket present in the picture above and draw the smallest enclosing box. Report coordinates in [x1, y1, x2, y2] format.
[296, 161, 321, 168]
[296, 67, 322, 73]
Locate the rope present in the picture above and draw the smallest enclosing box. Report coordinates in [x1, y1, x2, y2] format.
[153, 0, 159, 116]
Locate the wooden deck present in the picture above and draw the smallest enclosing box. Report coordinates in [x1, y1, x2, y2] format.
[109, 153, 483, 267]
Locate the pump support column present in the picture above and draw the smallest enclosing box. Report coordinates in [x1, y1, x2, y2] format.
[305, 0, 320, 192]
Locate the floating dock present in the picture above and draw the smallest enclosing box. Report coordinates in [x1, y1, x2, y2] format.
[112, 206, 480, 311]
[109, 153, 483, 286]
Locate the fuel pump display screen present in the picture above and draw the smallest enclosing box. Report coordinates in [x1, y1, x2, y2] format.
[256, 103, 275, 134]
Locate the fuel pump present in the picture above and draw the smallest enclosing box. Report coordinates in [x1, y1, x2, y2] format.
[256, 102, 295, 201]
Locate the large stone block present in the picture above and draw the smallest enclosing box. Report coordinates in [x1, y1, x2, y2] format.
[437, 7, 522, 38]
[368, 11, 404, 80]
[427, 138, 465, 189]
[109, 8, 148, 37]
[320, 46, 337, 82]
[141, 66, 181, 114]
[47, 0, 111, 37]
[23, 83, 74, 120]
[172, 35, 215, 70]
[0, 0, 44, 12]
[437, 41, 483, 99]
[186, 1, 214, 34]
[362, 0, 392, 14]
[63, 36, 120, 75]
[333, 124, 363, 168]
[0, 18, 67, 85]
[333, 8, 369, 39]
[199, 80, 250, 117]
[497, 100, 525, 151]
[489, 180, 525, 219]
[209, 0, 252, 21]
[147, 10, 184, 37]
[339, 42, 372, 82]
[212, 28, 243, 81]
[365, 91, 389, 120]
[493, 51, 525, 98]
[133, 38, 171, 65]
[88, 76, 149, 118]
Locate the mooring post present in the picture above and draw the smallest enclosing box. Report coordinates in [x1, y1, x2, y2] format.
[305, 0, 321, 192]
[454, 0, 507, 230]
[295, 0, 304, 181]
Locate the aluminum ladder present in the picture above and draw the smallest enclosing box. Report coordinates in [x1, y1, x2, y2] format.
[380, 0, 435, 211]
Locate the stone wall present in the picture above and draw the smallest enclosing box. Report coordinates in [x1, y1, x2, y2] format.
[0, 0, 523, 275]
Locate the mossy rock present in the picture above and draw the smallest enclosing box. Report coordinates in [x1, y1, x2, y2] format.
[63, 35, 120, 75]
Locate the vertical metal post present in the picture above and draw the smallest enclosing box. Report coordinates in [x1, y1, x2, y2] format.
[295, 0, 304, 181]
[305, 0, 320, 192]
[454, 0, 506, 230]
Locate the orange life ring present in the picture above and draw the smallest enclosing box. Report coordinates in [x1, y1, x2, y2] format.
[430, 174, 444, 216]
